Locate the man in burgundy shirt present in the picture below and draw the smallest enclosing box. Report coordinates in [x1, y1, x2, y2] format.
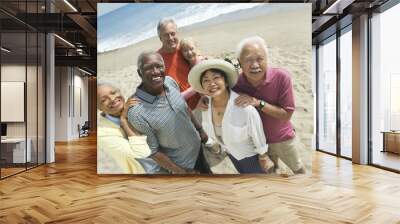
[232, 36, 305, 174]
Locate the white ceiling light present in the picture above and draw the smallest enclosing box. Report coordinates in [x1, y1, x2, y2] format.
[63, 0, 78, 12]
[54, 34, 75, 48]
[323, 0, 354, 15]
[1, 47, 11, 53]
[78, 67, 92, 76]
[76, 48, 84, 55]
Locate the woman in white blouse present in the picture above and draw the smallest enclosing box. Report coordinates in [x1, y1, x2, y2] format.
[188, 59, 274, 173]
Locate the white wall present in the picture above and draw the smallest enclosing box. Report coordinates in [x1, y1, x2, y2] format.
[1, 63, 46, 164]
[74, 71, 89, 139]
[1, 65, 36, 137]
[1, 65, 26, 138]
[55, 67, 69, 141]
[54, 67, 89, 141]
[72, 72, 89, 138]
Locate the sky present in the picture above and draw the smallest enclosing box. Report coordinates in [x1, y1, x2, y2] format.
[97, 3, 128, 17]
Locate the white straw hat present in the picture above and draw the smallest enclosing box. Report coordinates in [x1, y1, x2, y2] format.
[188, 59, 238, 94]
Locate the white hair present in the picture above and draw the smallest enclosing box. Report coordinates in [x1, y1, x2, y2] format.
[136, 50, 164, 74]
[180, 37, 196, 48]
[97, 80, 120, 92]
[157, 18, 177, 37]
[97, 81, 121, 108]
[236, 36, 269, 60]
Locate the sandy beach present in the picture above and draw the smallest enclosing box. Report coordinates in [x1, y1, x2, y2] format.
[98, 5, 313, 172]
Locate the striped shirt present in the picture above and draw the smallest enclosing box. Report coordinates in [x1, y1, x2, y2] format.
[127, 76, 201, 173]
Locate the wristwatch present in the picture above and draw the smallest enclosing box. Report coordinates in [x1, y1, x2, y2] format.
[258, 100, 266, 110]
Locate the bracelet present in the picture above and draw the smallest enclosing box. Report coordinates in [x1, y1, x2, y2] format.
[196, 127, 204, 132]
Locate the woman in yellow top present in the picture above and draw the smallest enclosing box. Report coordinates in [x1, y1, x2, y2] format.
[97, 82, 151, 174]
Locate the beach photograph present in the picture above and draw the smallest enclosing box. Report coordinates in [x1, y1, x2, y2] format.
[97, 3, 313, 175]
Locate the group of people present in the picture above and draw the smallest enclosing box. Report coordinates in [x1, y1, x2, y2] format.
[97, 18, 306, 175]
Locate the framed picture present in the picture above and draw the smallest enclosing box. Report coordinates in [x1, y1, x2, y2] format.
[97, 3, 312, 176]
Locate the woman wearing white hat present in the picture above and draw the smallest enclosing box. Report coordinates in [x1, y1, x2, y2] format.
[188, 59, 273, 174]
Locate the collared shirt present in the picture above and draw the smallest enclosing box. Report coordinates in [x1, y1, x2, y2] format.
[105, 114, 121, 126]
[203, 91, 268, 160]
[158, 47, 200, 110]
[127, 76, 201, 172]
[232, 67, 295, 144]
[103, 113, 157, 173]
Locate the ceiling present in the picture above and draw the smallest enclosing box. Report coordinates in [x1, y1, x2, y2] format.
[309, 0, 390, 44]
[0, 0, 393, 76]
[0, 0, 99, 75]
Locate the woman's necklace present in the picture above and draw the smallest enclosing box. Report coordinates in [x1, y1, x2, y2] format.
[216, 110, 224, 116]
[212, 106, 225, 127]
[212, 91, 229, 118]
[213, 106, 225, 117]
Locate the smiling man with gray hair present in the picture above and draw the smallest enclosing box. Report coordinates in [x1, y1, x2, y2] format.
[127, 50, 210, 174]
[156, 18, 201, 110]
[232, 36, 306, 174]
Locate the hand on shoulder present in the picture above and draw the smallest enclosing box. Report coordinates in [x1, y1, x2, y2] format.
[120, 97, 142, 121]
[234, 94, 260, 108]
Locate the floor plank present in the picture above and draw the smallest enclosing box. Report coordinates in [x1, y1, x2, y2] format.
[0, 135, 399, 223]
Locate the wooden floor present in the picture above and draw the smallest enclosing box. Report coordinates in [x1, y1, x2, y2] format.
[0, 167, 26, 178]
[1, 135, 400, 223]
[1, 163, 45, 178]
